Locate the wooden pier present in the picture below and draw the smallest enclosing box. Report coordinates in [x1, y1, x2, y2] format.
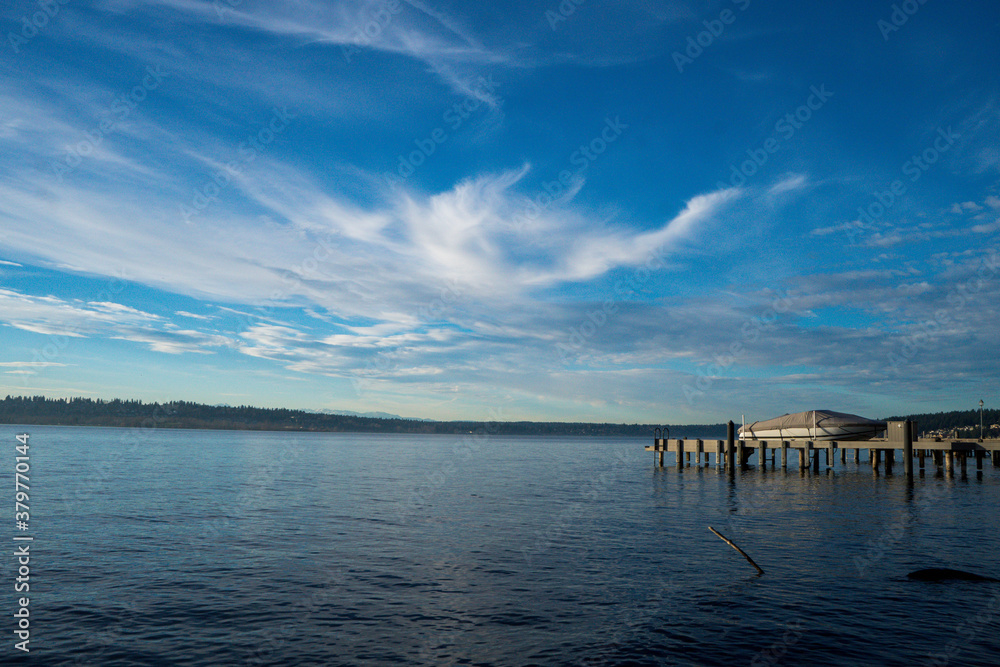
[646, 420, 1000, 478]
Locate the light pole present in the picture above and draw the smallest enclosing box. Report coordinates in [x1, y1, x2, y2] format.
[979, 399, 984, 440]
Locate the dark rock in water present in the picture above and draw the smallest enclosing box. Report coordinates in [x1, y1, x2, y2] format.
[907, 568, 999, 582]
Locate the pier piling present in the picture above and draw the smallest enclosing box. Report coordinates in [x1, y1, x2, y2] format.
[647, 428, 1000, 481]
[726, 422, 735, 475]
[903, 419, 913, 478]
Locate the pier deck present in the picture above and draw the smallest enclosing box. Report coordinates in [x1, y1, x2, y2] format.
[646, 420, 1000, 477]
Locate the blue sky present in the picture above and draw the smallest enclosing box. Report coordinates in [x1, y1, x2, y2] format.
[1, 0, 999, 423]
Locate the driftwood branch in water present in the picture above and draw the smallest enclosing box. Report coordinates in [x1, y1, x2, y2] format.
[708, 526, 765, 575]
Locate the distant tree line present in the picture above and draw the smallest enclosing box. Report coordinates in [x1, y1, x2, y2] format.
[4, 395, 990, 439]
[0, 395, 679, 437]
[883, 408, 1000, 436]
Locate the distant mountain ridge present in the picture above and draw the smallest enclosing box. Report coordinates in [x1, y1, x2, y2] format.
[304, 408, 434, 421]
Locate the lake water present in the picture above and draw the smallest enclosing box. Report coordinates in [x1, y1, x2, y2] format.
[6, 424, 1000, 665]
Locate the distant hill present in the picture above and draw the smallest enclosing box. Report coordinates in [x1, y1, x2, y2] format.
[303, 408, 431, 421]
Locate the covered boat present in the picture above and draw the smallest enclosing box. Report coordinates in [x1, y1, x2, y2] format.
[739, 410, 886, 441]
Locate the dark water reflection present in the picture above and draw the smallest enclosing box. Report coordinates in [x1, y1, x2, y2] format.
[11, 426, 1000, 665]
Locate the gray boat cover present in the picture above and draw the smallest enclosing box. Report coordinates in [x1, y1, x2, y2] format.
[741, 410, 886, 433]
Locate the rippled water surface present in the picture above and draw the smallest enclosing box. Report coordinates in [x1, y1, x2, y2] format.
[9, 425, 1000, 665]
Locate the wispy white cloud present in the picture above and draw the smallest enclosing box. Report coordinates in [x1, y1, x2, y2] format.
[90, 0, 510, 105]
[0, 288, 231, 354]
[110, 329, 231, 354]
[955, 201, 984, 213]
[540, 187, 742, 284]
[175, 310, 214, 321]
[2, 119, 745, 325]
[971, 219, 1000, 234]
[3, 0, 998, 421]
[0, 362, 70, 368]
[768, 173, 808, 197]
[810, 220, 863, 237]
